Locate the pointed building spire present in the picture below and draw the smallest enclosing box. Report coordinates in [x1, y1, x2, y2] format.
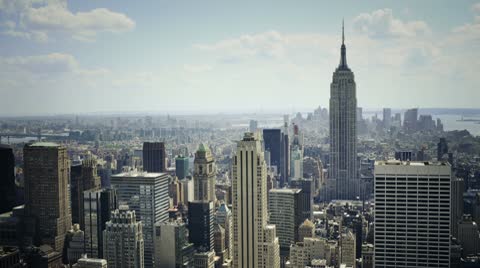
[338, 19, 349, 70]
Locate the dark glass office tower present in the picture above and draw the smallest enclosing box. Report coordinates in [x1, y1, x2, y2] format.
[143, 142, 166, 172]
[0, 144, 16, 214]
[187, 200, 214, 251]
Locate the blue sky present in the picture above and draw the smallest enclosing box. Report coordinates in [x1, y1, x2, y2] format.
[0, 0, 479, 115]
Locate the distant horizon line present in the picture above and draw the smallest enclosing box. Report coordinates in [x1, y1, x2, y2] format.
[1, 107, 480, 118]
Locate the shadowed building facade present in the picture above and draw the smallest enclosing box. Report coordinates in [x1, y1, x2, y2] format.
[24, 142, 72, 252]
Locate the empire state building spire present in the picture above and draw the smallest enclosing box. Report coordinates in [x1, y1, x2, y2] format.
[338, 19, 349, 70]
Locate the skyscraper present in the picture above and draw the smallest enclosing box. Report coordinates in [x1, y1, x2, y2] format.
[0, 145, 16, 214]
[451, 178, 464, 238]
[84, 188, 118, 258]
[340, 230, 356, 267]
[143, 142, 166, 172]
[268, 188, 303, 258]
[232, 132, 280, 268]
[24, 142, 72, 252]
[328, 22, 358, 200]
[289, 125, 303, 180]
[72, 157, 101, 229]
[154, 220, 194, 268]
[216, 203, 233, 260]
[187, 200, 214, 251]
[103, 206, 144, 268]
[403, 108, 418, 132]
[263, 129, 282, 174]
[193, 144, 216, 202]
[175, 155, 189, 180]
[111, 172, 170, 268]
[383, 108, 392, 129]
[290, 178, 314, 220]
[374, 160, 451, 267]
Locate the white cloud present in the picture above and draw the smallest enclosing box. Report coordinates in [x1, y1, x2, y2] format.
[473, 3, 480, 13]
[183, 64, 213, 73]
[0, 53, 78, 73]
[0, 0, 135, 42]
[353, 8, 430, 38]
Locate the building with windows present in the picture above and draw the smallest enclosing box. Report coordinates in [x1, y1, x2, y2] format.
[24, 142, 72, 252]
[328, 22, 358, 200]
[104, 206, 144, 268]
[374, 160, 451, 267]
[232, 132, 280, 268]
[111, 172, 170, 268]
[193, 144, 216, 202]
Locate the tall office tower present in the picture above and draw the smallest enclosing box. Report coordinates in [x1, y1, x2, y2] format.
[403, 108, 418, 132]
[104, 206, 144, 268]
[268, 189, 303, 258]
[303, 157, 323, 194]
[169, 177, 181, 206]
[154, 220, 194, 268]
[298, 219, 315, 242]
[328, 22, 358, 200]
[188, 200, 214, 251]
[263, 128, 289, 186]
[72, 157, 101, 229]
[72, 257, 107, 268]
[457, 215, 480, 257]
[111, 172, 170, 268]
[290, 125, 303, 180]
[232, 132, 280, 268]
[451, 178, 464, 238]
[340, 230, 356, 267]
[374, 160, 451, 267]
[383, 108, 392, 129]
[290, 178, 314, 220]
[71, 163, 83, 225]
[179, 178, 194, 206]
[84, 188, 118, 258]
[214, 224, 227, 263]
[193, 251, 215, 268]
[175, 155, 189, 180]
[143, 142, 166, 172]
[437, 137, 449, 161]
[24, 142, 72, 252]
[0, 145, 16, 214]
[281, 131, 290, 187]
[216, 203, 233, 260]
[249, 120, 258, 133]
[263, 129, 282, 174]
[193, 144, 216, 202]
[66, 224, 85, 265]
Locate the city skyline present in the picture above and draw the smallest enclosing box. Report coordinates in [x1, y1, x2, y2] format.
[0, 0, 480, 115]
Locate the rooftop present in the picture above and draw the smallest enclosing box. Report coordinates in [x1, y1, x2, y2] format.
[27, 142, 60, 148]
[112, 171, 166, 178]
[270, 188, 302, 194]
[375, 160, 450, 166]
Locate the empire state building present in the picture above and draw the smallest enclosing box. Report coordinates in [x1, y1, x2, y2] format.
[328, 21, 358, 200]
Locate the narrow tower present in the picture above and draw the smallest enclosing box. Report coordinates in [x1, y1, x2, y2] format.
[328, 22, 358, 200]
[232, 132, 280, 268]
